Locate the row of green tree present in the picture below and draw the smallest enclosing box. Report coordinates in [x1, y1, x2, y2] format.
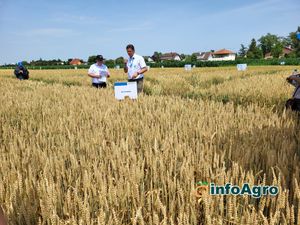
[238, 26, 300, 59]
[150, 26, 300, 63]
[2, 26, 299, 68]
[86, 56, 124, 67]
[6, 58, 85, 67]
[2, 57, 299, 70]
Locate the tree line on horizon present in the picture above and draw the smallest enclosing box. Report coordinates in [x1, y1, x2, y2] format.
[2, 26, 299, 67]
[238, 26, 300, 59]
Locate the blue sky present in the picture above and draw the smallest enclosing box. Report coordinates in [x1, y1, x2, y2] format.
[0, 0, 299, 64]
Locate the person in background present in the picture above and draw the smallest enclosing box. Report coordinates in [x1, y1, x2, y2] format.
[88, 55, 110, 88]
[0, 206, 7, 225]
[286, 69, 300, 111]
[124, 44, 148, 93]
[14, 62, 29, 80]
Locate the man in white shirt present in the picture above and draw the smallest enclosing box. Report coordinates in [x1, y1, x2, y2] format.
[286, 69, 300, 111]
[124, 44, 148, 93]
[88, 55, 110, 88]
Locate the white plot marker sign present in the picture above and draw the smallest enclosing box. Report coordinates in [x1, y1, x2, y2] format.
[237, 64, 247, 71]
[114, 82, 138, 100]
[185, 64, 192, 71]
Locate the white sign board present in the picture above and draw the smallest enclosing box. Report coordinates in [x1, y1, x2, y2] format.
[185, 64, 192, 71]
[237, 64, 247, 71]
[147, 66, 150, 71]
[114, 82, 138, 100]
[115, 65, 120, 70]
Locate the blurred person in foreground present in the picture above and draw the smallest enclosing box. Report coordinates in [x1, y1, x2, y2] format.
[124, 44, 148, 93]
[14, 62, 29, 80]
[0, 206, 7, 225]
[88, 55, 110, 88]
[286, 69, 300, 111]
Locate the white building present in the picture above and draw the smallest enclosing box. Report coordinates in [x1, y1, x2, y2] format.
[160, 52, 181, 61]
[210, 49, 236, 61]
[196, 52, 213, 61]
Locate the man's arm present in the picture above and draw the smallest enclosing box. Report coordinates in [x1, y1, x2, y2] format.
[139, 67, 148, 74]
[88, 73, 100, 78]
[88, 67, 100, 78]
[14, 68, 19, 75]
[131, 57, 148, 79]
[287, 74, 300, 86]
[131, 67, 148, 79]
[293, 76, 300, 84]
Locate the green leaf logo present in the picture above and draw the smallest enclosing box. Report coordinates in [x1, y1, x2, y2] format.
[197, 181, 209, 186]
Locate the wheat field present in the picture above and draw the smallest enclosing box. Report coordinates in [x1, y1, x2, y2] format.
[0, 66, 300, 225]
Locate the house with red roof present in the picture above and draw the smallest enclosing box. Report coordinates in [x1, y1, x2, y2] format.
[210, 49, 236, 61]
[69, 58, 82, 65]
[194, 49, 236, 61]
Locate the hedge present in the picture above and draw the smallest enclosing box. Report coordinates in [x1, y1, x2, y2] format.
[1, 58, 299, 70]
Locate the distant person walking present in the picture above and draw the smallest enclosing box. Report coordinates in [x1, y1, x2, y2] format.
[14, 62, 29, 80]
[286, 69, 300, 111]
[124, 44, 148, 93]
[88, 55, 110, 88]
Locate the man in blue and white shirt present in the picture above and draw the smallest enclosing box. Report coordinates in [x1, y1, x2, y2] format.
[88, 55, 110, 88]
[124, 44, 148, 93]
